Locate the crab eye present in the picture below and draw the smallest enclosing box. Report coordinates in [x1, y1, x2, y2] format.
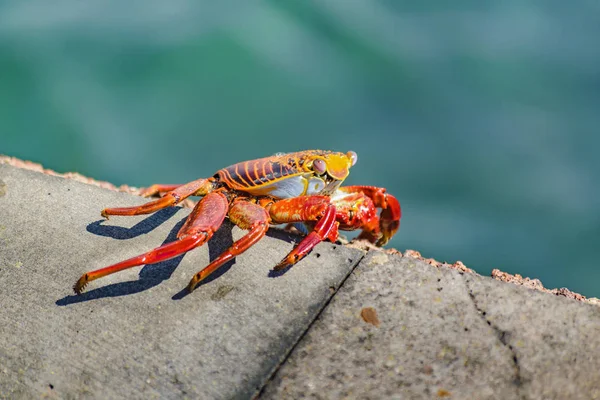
[347, 151, 358, 166]
[313, 159, 326, 174]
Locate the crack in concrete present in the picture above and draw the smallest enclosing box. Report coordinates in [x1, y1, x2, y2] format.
[254, 251, 367, 399]
[464, 277, 525, 398]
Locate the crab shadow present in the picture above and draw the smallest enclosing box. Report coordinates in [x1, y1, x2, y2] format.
[171, 226, 302, 299]
[84, 207, 180, 240]
[56, 209, 236, 305]
[56, 210, 307, 305]
[264, 229, 302, 278]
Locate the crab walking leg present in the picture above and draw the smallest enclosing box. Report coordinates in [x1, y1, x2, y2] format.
[101, 178, 214, 218]
[74, 192, 228, 294]
[338, 185, 401, 245]
[73, 234, 207, 294]
[268, 196, 339, 270]
[139, 184, 185, 198]
[187, 201, 271, 292]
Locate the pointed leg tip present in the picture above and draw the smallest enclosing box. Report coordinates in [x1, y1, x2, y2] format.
[275, 255, 294, 270]
[100, 209, 110, 220]
[187, 275, 202, 293]
[275, 253, 302, 271]
[274, 261, 290, 271]
[73, 283, 84, 295]
[73, 274, 89, 295]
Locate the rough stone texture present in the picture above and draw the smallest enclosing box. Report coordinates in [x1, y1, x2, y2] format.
[4, 160, 600, 400]
[490, 268, 600, 305]
[466, 274, 600, 399]
[260, 251, 600, 400]
[0, 164, 364, 399]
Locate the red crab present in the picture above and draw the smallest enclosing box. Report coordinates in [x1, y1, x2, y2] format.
[74, 150, 401, 294]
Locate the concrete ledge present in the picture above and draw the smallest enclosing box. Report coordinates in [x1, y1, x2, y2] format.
[2, 160, 599, 400]
[260, 251, 600, 399]
[0, 164, 363, 399]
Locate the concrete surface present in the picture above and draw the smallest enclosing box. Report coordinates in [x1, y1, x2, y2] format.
[2, 162, 600, 400]
[0, 164, 364, 399]
[260, 251, 600, 400]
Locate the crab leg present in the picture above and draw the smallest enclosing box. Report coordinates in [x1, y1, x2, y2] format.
[101, 178, 214, 218]
[139, 184, 184, 198]
[268, 196, 338, 270]
[187, 200, 270, 292]
[74, 192, 228, 294]
[338, 186, 401, 245]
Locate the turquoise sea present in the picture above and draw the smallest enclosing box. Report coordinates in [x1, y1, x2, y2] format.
[2, 2, 599, 296]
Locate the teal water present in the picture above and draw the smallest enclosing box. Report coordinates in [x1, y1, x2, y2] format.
[2, 2, 599, 296]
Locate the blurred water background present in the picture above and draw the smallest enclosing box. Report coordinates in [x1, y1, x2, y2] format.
[1, 1, 599, 296]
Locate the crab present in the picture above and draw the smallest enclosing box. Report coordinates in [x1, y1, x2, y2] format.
[73, 150, 401, 294]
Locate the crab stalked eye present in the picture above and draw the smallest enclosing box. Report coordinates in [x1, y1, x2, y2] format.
[347, 151, 358, 166]
[313, 159, 326, 174]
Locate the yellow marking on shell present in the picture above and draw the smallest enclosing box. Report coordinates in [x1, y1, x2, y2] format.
[301, 176, 309, 195]
[257, 173, 300, 188]
[219, 150, 354, 196]
[229, 169, 305, 193]
[321, 153, 353, 180]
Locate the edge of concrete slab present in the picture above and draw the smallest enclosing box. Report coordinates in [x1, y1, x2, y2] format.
[2, 154, 596, 307]
[259, 250, 600, 399]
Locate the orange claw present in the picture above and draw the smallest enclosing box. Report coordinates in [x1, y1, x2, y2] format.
[74, 192, 228, 294]
[377, 193, 400, 246]
[337, 185, 401, 246]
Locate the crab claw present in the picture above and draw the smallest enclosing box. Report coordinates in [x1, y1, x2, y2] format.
[376, 193, 401, 246]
